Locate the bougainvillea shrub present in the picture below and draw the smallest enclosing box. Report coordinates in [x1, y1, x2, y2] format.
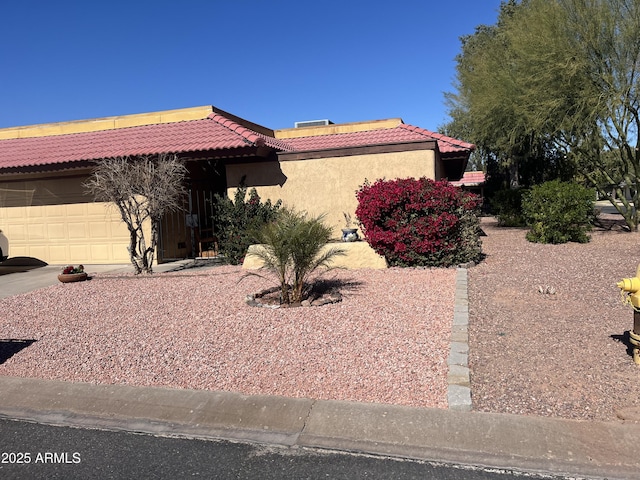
[355, 177, 482, 267]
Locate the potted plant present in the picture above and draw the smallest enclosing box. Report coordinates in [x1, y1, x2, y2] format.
[58, 264, 88, 283]
[341, 213, 360, 242]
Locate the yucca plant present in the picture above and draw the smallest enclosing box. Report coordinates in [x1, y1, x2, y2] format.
[248, 209, 345, 304]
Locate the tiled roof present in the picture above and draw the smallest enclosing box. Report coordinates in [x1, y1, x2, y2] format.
[0, 111, 473, 172]
[280, 123, 474, 154]
[398, 124, 475, 154]
[451, 171, 486, 186]
[0, 114, 292, 170]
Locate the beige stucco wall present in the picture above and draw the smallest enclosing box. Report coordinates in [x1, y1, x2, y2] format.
[226, 149, 437, 237]
[0, 176, 142, 264]
[243, 242, 387, 270]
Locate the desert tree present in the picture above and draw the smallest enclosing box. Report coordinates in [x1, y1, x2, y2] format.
[85, 154, 187, 274]
[503, 0, 640, 229]
[446, 0, 640, 230]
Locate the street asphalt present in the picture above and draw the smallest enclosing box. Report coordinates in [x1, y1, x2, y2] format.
[0, 259, 638, 479]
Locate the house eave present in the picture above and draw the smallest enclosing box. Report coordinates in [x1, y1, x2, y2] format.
[277, 140, 438, 161]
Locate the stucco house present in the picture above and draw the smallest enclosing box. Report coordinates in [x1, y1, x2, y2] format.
[0, 105, 475, 265]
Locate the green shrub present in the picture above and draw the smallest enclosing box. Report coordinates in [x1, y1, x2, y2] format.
[211, 185, 281, 264]
[248, 209, 345, 304]
[490, 188, 527, 227]
[522, 180, 595, 244]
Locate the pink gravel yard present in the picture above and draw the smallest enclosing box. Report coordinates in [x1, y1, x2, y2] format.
[0, 267, 455, 409]
[4, 215, 637, 421]
[469, 217, 640, 421]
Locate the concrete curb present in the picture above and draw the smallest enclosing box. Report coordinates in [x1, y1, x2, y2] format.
[448, 267, 472, 410]
[0, 376, 637, 479]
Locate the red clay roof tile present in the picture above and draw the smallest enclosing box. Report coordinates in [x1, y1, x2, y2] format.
[0, 115, 291, 170]
[280, 124, 475, 153]
[0, 112, 473, 172]
[397, 124, 476, 153]
[451, 171, 486, 186]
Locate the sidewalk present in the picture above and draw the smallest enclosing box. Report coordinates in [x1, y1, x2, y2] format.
[0, 376, 636, 479]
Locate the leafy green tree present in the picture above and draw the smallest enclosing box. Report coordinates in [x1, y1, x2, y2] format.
[248, 209, 345, 304]
[444, 1, 532, 187]
[446, 0, 640, 230]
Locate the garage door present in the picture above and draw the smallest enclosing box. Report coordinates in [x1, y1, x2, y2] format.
[0, 202, 132, 265]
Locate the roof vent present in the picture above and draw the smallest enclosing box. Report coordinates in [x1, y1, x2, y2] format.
[294, 119, 334, 128]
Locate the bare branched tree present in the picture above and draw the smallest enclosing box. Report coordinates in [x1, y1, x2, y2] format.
[85, 154, 188, 274]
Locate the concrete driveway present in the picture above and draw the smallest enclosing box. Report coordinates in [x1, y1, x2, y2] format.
[0, 260, 195, 300]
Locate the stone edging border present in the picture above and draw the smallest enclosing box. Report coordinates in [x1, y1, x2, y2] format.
[447, 267, 472, 410]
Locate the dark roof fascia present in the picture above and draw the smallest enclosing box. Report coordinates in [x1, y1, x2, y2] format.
[277, 140, 438, 162]
[440, 151, 472, 161]
[223, 151, 279, 165]
[0, 161, 95, 180]
[179, 145, 273, 161]
[0, 145, 277, 177]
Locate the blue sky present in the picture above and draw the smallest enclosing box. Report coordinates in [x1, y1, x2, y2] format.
[0, 0, 502, 132]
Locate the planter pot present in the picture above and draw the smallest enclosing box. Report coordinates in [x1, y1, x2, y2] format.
[341, 228, 360, 242]
[58, 272, 88, 283]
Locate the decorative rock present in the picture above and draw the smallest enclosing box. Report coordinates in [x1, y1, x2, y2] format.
[246, 287, 343, 308]
[615, 406, 640, 422]
[537, 285, 557, 295]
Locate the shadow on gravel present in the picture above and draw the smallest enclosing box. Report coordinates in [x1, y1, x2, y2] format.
[0, 339, 37, 365]
[610, 332, 635, 358]
[168, 258, 226, 271]
[307, 278, 364, 297]
[593, 217, 629, 232]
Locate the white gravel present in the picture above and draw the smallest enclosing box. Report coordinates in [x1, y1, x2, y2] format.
[0, 266, 455, 408]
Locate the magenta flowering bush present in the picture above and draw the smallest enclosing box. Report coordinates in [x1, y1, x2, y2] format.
[355, 177, 482, 267]
[62, 265, 85, 274]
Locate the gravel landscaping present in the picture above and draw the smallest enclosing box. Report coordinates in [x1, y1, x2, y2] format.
[1, 214, 638, 421]
[469, 216, 640, 421]
[0, 266, 455, 409]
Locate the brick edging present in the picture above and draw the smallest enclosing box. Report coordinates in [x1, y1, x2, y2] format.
[447, 267, 472, 410]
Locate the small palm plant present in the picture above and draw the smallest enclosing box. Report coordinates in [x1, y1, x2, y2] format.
[249, 209, 345, 304]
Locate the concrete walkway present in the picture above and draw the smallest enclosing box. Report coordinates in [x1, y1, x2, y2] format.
[0, 260, 638, 479]
[0, 260, 196, 299]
